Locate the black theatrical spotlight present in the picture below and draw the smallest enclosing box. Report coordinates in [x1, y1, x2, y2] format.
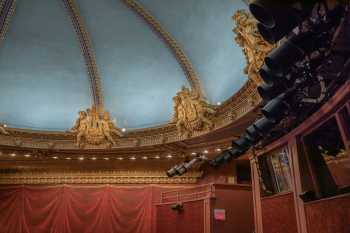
[259, 64, 284, 85]
[246, 125, 262, 141]
[257, 65, 290, 101]
[209, 148, 242, 168]
[253, 116, 276, 136]
[167, 155, 208, 177]
[166, 164, 183, 177]
[232, 136, 251, 153]
[249, 0, 319, 43]
[264, 37, 305, 75]
[261, 93, 290, 123]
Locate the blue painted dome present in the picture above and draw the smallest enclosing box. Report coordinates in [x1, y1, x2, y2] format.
[0, 0, 248, 131]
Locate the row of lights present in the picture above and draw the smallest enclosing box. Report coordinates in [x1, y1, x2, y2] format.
[51, 154, 172, 161]
[190, 147, 223, 156]
[0, 147, 225, 160]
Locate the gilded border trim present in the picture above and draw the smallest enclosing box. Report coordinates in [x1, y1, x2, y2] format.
[62, 0, 104, 111]
[0, 171, 202, 184]
[0, 0, 16, 45]
[122, 0, 204, 97]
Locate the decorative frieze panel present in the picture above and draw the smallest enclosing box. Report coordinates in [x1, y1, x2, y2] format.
[0, 171, 202, 184]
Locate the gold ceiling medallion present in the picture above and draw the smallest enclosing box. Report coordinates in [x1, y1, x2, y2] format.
[70, 106, 122, 147]
[173, 86, 215, 138]
[233, 10, 277, 85]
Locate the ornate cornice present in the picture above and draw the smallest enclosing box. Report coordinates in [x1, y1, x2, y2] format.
[62, 0, 104, 111]
[0, 0, 16, 45]
[0, 80, 259, 150]
[121, 0, 204, 97]
[0, 170, 202, 184]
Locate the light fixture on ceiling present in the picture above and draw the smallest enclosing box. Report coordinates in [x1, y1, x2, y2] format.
[215, 148, 222, 152]
[117, 157, 124, 160]
[154, 155, 160, 159]
[203, 150, 209, 154]
[65, 157, 71, 160]
[91, 157, 97, 160]
[78, 157, 84, 161]
[52, 156, 58, 160]
[166, 154, 172, 159]
[129, 156, 136, 160]
[24, 154, 31, 158]
[104, 157, 109, 160]
[142, 156, 148, 160]
[191, 152, 197, 156]
[10, 153, 16, 157]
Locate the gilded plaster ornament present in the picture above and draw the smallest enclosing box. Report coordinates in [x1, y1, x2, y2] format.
[233, 10, 277, 85]
[173, 86, 215, 137]
[0, 124, 9, 135]
[70, 106, 123, 147]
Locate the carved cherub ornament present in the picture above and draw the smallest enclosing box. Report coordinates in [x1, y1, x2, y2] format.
[173, 86, 215, 138]
[233, 10, 277, 85]
[70, 106, 122, 147]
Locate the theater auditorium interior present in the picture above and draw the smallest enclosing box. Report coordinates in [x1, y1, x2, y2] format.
[0, 0, 349, 232]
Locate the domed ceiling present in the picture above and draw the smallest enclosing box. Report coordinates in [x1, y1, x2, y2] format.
[0, 0, 248, 131]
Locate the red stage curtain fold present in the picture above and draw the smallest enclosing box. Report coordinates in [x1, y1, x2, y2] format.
[0, 185, 161, 233]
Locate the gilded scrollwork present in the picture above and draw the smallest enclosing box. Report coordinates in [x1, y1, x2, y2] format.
[70, 106, 123, 147]
[173, 86, 215, 138]
[233, 10, 277, 85]
[0, 124, 9, 135]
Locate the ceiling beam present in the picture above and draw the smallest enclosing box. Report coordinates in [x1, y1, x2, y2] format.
[121, 0, 205, 98]
[62, 0, 104, 112]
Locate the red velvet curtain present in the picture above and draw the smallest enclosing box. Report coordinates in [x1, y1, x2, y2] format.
[0, 185, 162, 233]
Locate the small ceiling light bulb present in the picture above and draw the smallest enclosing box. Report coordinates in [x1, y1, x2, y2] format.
[215, 148, 222, 152]
[191, 152, 197, 156]
[104, 157, 109, 160]
[91, 157, 97, 160]
[52, 156, 58, 159]
[142, 156, 148, 160]
[166, 154, 173, 158]
[129, 156, 136, 160]
[78, 157, 84, 161]
[203, 150, 209, 154]
[117, 157, 124, 160]
[65, 157, 71, 160]
[24, 154, 31, 158]
[10, 153, 16, 157]
[154, 155, 160, 159]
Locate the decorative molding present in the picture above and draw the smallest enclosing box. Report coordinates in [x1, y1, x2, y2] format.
[172, 86, 215, 138]
[70, 105, 123, 147]
[0, 170, 202, 184]
[233, 10, 277, 85]
[0, 80, 259, 150]
[121, 0, 204, 97]
[62, 0, 104, 111]
[0, 0, 16, 45]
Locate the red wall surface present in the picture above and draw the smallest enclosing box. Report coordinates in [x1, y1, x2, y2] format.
[0, 185, 185, 233]
[261, 192, 298, 233]
[211, 185, 254, 233]
[305, 194, 350, 233]
[156, 200, 204, 233]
